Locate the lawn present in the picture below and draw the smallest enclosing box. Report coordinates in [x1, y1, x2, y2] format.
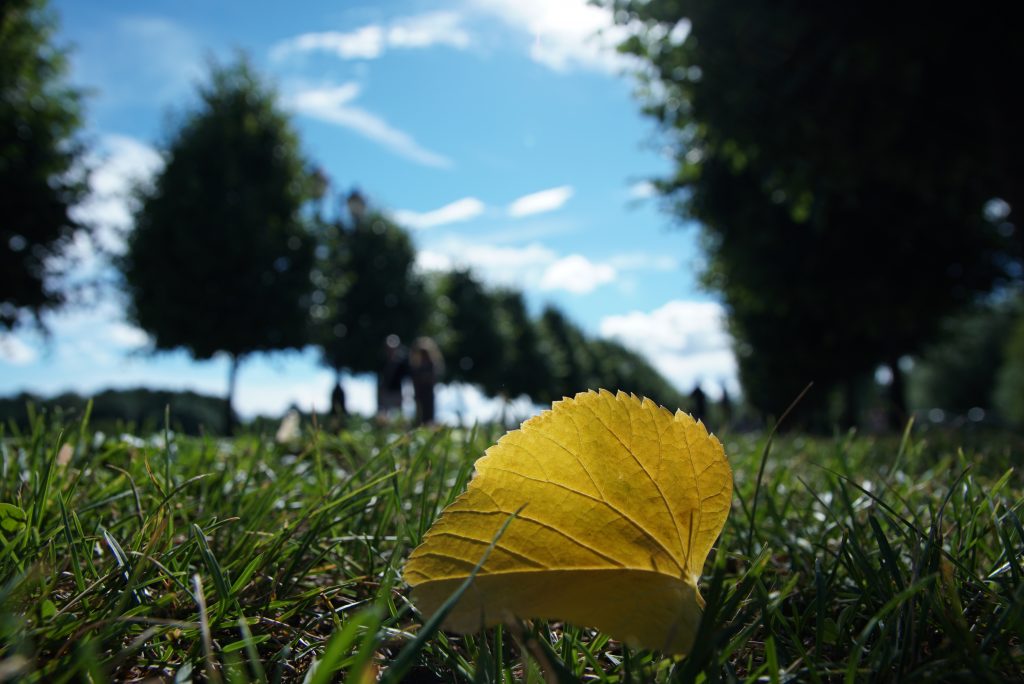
[1, 403, 1022, 682]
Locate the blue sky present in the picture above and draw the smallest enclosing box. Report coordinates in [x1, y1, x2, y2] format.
[0, 0, 738, 421]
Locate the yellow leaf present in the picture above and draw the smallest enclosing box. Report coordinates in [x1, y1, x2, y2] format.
[403, 389, 732, 654]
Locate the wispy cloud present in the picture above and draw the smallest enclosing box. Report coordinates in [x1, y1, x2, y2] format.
[75, 17, 205, 107]
[286, 83, 452, 168]
[392, 197, 485, 230]
[507, 185, 573, 217]
[539, 254, 616, 294]
[271, 12, 471, 62]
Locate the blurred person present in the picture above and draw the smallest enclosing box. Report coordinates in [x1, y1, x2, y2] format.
[690, 383, 707, 423]
[377, 335, 408, 421]
[330, 380, 347, 428]
[410, 336, 444, 426]
[719, 384, 733, 428]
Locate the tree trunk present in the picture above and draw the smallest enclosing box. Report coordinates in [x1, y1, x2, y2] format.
[888, 358, 907, 431]
[225, 353, 241, 434]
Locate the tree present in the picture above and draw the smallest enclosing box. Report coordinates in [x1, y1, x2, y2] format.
[121, 58, 315, 430]
[312, 196, 427, 381]
[586, 338, 686, 410]
[995, 313, 1024, 428]
[428, 269, 505, 391]
[909, 298, 1021, 415]
[535, 305, 595, 403]
[1, 0, 88, 329]
[609, 1, 1021, 428]
[535, 305, 686, 408]
[489, 289, 551, 401]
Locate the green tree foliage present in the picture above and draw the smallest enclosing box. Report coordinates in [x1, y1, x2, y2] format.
[0, 387, 229, 435]
[489, 289, 551, 400]
[535, 305, 596, 402]
[423, 272, 686, 408]
[587, 338, 686, 410]
[534, 305, 685, 408]
[428, 269, 505, 390]
[609, 2, 1021, 427]
[0, 0, 88, 329]
[120, 58, 314, 429]
[995, 314, 1024, 428]
[312, 204, 426, 379]
[909, 299, 1021, 414]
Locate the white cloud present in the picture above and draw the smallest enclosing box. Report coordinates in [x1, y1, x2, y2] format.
[388, 13, 472, 50]
[628, 180, 657, 199]
[0, 335, 38, 366]
[392, 197, 486, 229]
[36, 300, 142, 368]
[275, 26, 385, 61]
[287, 83, 452, 168]
[507, 185, 573, 217]
[271, 12, 470, 62]
[71, 135, 163, 255]
[417, 237, 664, 296]
[436, 383, 542, 425]
[468, 0, 632, 73]
[415, 250, 455, 272]
[600, 300, 739, 397]
[107, 323, 150, 348]
[417, 239, 556, 288]
[53, 135, 163, 288]
[539, 254, 616, 294]
[235, 369, 337, 417]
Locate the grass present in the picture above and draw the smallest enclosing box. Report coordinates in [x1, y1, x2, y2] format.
[0, 404, 1022, 682]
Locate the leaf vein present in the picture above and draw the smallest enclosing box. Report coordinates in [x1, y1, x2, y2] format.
[445, 508, 631, 568]
[485, 465, 683, 572]
[579, 400, 685, 569]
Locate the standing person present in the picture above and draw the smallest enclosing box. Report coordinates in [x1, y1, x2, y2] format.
[377, 335, 408, 421]
[719, 384, 733, 429]
[330, 380, 347, 429]
[689, 383, 707, 423]
[410, 337, 444, 426]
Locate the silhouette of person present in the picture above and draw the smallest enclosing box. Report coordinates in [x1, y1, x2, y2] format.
[377, 335, 408, 420]
[719, 384, 733, 427]
[690, 383, 707, 423]
[410, 336, 444, 426]
[330, 380, 347, 426]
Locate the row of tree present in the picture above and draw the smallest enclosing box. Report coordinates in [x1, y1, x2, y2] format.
[119, 58, 685, 425]
[608, 1, 1023, 429]
[1, 1, 684, 429]
[12, 0, 1022, 430]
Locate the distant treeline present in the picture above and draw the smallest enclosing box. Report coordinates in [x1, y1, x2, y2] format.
[0, 388, 230, 436]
